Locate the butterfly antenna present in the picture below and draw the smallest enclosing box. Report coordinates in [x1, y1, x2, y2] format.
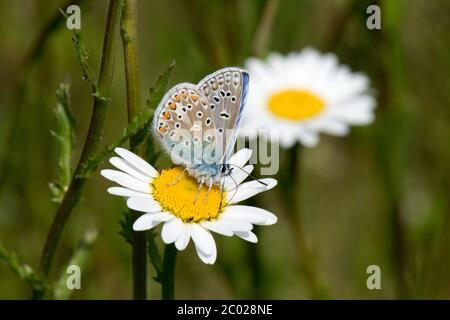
[227, 163, 268, 187]
[223, 173, 240, 207]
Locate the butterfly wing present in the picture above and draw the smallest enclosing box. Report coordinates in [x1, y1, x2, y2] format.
[153, 67, 249, 169]
[197, 67, 249, 164]
[153, 82, 210, 167]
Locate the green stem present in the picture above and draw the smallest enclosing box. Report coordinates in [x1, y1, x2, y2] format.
[161, 244, 177, 300]
[281, 144, 326, 299]
[120, 0, 147, 300]
[251, 0, 280, 56]
[35, 0, 122, 299]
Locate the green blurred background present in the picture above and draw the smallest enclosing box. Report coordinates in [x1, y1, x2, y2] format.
[1, 0, 450, 299]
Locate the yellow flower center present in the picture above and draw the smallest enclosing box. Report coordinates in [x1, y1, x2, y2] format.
[151, 167, 225, 223]
[268, 89, 325, 121]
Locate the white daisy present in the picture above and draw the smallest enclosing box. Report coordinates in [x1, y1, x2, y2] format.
[241, 48, 376, 148]
[101, 147, 277, 265]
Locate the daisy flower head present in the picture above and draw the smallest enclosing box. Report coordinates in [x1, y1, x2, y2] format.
[101, 147, 277, 265]
[241, 48, 376, 148]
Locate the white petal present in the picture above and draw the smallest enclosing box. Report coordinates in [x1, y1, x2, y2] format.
[222, 205, 278, 225]
[161, 218, 183, 244]
[114, 147, 158, 177]
[194, 235, 217, 265]
[101, 170, 150, 193]
[107, 187, 149, 198]
[228, 148, 252, 168]
[127, 197, 161, 213]
[212, 219, 253, 232]
[227, 178, 277, 204]
[175, 224, 191, 251]
[151, 212, 175, 222]
[133, 214, 163, 231]
[109, 157, 152, 182]
[201, 221, 234, 237]
[224, 164, 254, 191]
[190, 224, 215, 256]
[235, 231, 258, 243]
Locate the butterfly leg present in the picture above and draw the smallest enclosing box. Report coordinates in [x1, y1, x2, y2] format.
[193, 176, 204, 204]
[202, 177, 214, 203]
[165, 168, 186, 187]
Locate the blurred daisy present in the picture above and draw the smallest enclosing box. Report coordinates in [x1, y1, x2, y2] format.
[242, 48, 376, 148]
[101, 147, 277, 265]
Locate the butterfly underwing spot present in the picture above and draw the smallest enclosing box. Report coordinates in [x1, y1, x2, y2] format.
[220, 111, 230, 119]
[191, 124, 201, 131]
[158, 126, 168, 134]
[202, 85, 210, 96]
[231, 96, 237, 102]
[190, 94, 199, 102]
[168, 101, 177, 110]
[225, 72, 232, 83]
[196, 111, 203, 118]
[177, 114, 183, 120]
[205, 117, 212, 126]
[175, 122, 181, 129]
[182, 107, 187, 112]
[173, 94, 181, 102]
[169, 130, 176, 138]
[184, 140, 190, 147]
[162, 111, 171, 120]
[213, 96, 220, 103]
[210, 104, 216, 110]
[226, 91, 232, 97]
[205, 135, 213, 143]
[218, 128, 223, 134]
[217, 75, 224, 85]
[193, 136, 200, 144]
[209, 79, 218, 90]
[233, 72, 240, 86]
[187, 104, 193, 110]
[220, 90, 226, 98]
[180, 89, 188, 98]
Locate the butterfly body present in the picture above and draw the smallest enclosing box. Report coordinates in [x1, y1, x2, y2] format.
[153, 67, 249, 187]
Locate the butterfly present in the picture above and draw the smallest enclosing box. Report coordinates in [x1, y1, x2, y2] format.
[153, 67, 253, 196]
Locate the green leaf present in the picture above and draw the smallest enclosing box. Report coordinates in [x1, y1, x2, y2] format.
[146, 61, 176, 110]
[53, 230, 98, 300]
[147, 231, 162, 283]
[0, 242, 47, 291]
[49, 82, 76, 203]
[119, 210, 134, 245]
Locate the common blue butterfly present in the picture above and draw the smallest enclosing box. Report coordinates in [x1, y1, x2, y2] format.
[153, 67, 251, 195]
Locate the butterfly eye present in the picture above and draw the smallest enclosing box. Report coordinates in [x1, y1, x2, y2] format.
[220, 165, 228, 174]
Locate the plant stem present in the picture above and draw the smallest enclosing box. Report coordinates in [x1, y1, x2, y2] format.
[161, 244, 177, 300]
[281, 144, 326, 299]
[120, 0, 147, 300]
[251, 0, 280, 56]
[35, 0, 122, 298]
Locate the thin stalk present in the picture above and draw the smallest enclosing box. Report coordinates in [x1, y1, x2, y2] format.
[281, 144, 326, 299]
[161, 244, 177, 300]
[35, 0, 122, 298]
[251, 0, 280, 56]
[120, 0, 147, 300]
